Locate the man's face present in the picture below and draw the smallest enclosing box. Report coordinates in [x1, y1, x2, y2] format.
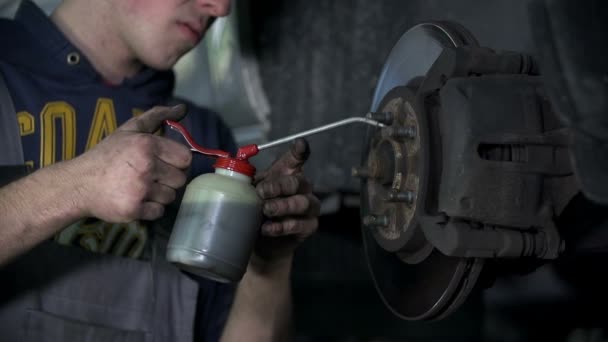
[114, 0, 231, 70]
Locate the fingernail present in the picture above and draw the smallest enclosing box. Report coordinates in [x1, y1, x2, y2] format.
[263, 223, 282, 235]
[261, 223, 273, 234]
[263, 202, 275, 216]
[171, 104, 186, 111]
[292, 138, 310, 157]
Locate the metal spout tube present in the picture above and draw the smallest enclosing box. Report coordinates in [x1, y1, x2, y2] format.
[257, 114, 385, 151]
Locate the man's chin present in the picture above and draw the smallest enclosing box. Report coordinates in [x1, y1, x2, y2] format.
[145, 53, 187, 71]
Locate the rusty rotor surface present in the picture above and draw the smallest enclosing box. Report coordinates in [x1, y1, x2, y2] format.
[360, 21, 483, 321]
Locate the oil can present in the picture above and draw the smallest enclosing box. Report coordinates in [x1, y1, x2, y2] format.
[166, 157, 262, 283]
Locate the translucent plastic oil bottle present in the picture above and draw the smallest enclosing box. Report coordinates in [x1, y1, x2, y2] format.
[166, 157, 262, 283]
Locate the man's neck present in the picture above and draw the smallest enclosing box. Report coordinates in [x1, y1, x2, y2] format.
[50, 0, 142, 84]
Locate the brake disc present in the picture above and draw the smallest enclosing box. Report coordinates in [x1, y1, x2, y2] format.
[360, 21, 484, 321]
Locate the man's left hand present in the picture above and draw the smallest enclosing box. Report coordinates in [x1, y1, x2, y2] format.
[253, 138, 320, 267]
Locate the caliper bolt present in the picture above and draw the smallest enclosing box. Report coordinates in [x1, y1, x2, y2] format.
[352, 166, 374, 178]
[362, 214, 389, 228]
[388, 126, 416, 140]
[387, 190, 415, 204]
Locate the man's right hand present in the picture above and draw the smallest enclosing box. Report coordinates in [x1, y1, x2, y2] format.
[71, 104, 192, 222]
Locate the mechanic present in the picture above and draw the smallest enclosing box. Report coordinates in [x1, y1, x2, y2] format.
[0, 0, 320, 341]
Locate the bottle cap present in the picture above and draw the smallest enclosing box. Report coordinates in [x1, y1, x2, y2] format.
[213, 157, 256, 177]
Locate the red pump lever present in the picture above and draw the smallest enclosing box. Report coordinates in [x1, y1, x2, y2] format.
[165, 120, 230, 158]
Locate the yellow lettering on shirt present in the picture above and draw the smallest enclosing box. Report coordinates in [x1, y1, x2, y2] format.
[56, 219, 148, 259]
[40, 101, 76, 167]
[18, 112, 36, 168]
[17, 111, 35, 136]
[86, 98, 117, 150]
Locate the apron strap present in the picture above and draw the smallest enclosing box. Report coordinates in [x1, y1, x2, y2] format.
[0, 71, 24, 165]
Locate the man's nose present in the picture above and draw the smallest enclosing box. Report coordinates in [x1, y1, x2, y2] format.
[196, 0, 231, 17]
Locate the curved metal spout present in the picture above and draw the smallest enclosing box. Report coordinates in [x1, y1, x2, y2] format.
[257, 115, 385, 151]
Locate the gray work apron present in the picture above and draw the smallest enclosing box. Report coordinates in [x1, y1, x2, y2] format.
[0, 74, 199, 342]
